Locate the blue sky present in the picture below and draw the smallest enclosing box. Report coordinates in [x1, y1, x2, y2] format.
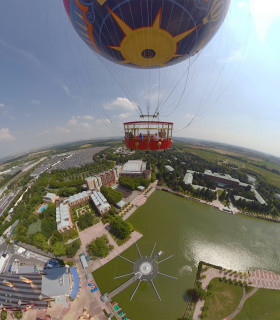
[0, 0, 280, 158]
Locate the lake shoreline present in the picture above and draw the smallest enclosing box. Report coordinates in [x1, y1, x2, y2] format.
[156, 186, 280, 224]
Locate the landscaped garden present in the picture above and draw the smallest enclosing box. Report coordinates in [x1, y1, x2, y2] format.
[234, 288, 280, 320]
[201, 278, 243, 320]
[70, 202, 100, 231]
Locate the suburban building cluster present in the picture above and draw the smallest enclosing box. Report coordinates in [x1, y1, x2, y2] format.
[183, 169, 266, 205]
[54, 161, 148, 234]
[85, 166, 122, 190]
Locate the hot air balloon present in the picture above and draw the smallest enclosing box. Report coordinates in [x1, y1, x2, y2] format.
[63, 0, 231, 150]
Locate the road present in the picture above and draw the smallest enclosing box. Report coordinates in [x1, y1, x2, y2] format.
[0, 189, 21, 216]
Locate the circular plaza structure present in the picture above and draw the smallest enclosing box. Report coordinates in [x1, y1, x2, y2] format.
[133, 256, 158, 281]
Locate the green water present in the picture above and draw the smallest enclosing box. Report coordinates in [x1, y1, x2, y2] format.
[93, 190, 280, 320]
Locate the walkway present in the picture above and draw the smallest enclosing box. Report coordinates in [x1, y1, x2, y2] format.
[226, 287, 258, 320]
[122, 180, 158, 220]
[107, 272, 141, 300]
[78, 221, 143, 272]
[192, 266, 280, 320]
[248, 269, 280, 290]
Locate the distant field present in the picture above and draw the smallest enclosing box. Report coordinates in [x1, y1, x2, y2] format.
[80, 144, 92, 148]
[186, 145, 262, 161]
[204, 278, 243, 320]
[234, 288, 280, 320]
[27, 150, 50, 158]
[182, 146, 280, 187]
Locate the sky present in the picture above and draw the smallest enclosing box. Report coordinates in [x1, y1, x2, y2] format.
[0, 0, 280, 159]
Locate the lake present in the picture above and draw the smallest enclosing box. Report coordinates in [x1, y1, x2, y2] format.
[93, 190, 280, 319]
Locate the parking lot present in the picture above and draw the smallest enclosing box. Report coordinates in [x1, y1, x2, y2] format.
[0, 239, 48, 274]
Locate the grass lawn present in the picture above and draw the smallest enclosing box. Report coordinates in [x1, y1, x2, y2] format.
[203, 278, 243, 320]
[27, 220, 41, 235]
[110, 232, 131, 246]
[234, 288, 280, 320]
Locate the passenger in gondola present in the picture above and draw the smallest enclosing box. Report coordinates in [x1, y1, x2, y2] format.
[129, 131, 133, 139]
[154, 133, 158, 141]
[138, 133, 143, 141]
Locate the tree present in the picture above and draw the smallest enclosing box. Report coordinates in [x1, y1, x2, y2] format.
[50, 230, 63, 245]
[65, 239, 81, 257]
[110, 216, 133, 240]
[32, 233, 48, 251]
[100, 186, 123, 205]
[52, 242, 66, 256]
[41, 218, 56, 239]
[12, 311, 23, 319]
[77, 213, 94, 230]
[87, 234, 113, 259]
[0, 310, 7, 320]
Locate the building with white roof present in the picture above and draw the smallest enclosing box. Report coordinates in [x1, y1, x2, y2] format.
[56, 203, 73, 234]
[165, 165, 174, 173]
[90, 191, 111, 216]
[43, 192, 59, 203]
[121, 160, 150, 179]
[66, 190, 91, 207]
[183, 170, 194, 184]
[203, 170, 240, 188]
[0, 253, 9, 274]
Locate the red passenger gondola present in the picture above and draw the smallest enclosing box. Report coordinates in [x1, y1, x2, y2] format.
[123, 121, 173, 151]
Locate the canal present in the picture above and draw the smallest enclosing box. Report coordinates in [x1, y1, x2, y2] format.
[93, 190, 280, 319]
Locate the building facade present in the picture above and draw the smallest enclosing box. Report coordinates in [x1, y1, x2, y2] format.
[90, 191, 111, 216]
[85, 166, 122, 191]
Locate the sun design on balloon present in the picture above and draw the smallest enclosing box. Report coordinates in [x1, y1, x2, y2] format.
[107, 7, 199, 68]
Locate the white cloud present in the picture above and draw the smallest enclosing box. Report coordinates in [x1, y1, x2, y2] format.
[96, 118, 111, 124]
[54, 126, 70, 134]
[249, 0, 280, 41]
[31, 99, 40, 105]
[0, 103, 5, 108]
[83, 115, 94, 120]
[104, 97, 136, 111]
[63, 85, 70, 96]
[68, 116, 91, 129]
[119, 113, 130, 119]
[76, 115, 94, 120]
[0, 128, 15, 142]
[221, 49, 243, 63]
[237, 1, 247, 8]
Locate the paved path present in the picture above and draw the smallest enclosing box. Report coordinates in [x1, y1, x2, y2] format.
[193, 267, 251, 320]
[226, 287, 258, 320]
[78, 221, 143, 272]
[122, 180, 158, 220]
[193, 266, 280, 320]
[248, 269, 280, 290]
[108, 272, 141, 300]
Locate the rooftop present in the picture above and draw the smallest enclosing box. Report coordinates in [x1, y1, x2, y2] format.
[45, 192, 56, 199]
[41, 267, 70, 297]
[165, 165, 174, 172]
[66, 190, 91, 203]
[122, 160, 146, 173]
[56, 204, 71, 229]
[90, 191, 110, 211]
